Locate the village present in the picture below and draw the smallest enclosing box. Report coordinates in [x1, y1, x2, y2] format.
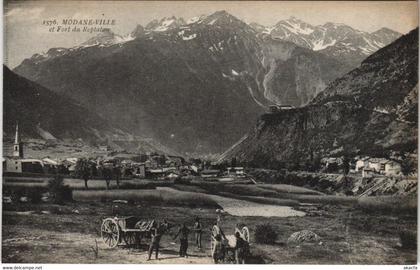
[2, 125, 417, 265]
[3, 124, 408, 185]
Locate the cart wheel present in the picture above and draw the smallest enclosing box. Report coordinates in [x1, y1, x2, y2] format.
[123, 232, 137, 246]
[101, 218, 120, 248]
[242, 226, 250, 243]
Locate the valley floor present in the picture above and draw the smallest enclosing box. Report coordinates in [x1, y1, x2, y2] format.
[2, 185, 417, 264]
[2, 177, 417, 264]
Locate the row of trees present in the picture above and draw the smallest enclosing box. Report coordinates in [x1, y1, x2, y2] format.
[74, 158, 123, 189]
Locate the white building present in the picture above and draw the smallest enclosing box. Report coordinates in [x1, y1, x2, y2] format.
[355, 157, 370, 172]
[384, 161, 402, 176]
[4, 158, 44, 173]
[367, 158, 388, 173]
[356, 157, 402, 176]
[227, 167, 245, 176]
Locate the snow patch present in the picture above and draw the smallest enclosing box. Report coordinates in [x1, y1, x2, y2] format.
[281, 21, 314, 35]
[208, 18, 218, 25]
[362, 37, 380, 54]
[153, 18, 176, 32]
[374, 107, 390, 114]
[183, 33, 197, 40]
[187, 16, 201, 24]
[312, 39, 336, 51]
[231, 69, 239, 76]
[263, 26, 275, 34]
[115, 35, 135, 43]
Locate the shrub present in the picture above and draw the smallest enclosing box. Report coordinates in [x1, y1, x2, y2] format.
[357, 196, 417, 214]
[49, 206, 63, 215]
[255, 223, 278, 244]
[399, 230, 417, 249]
[48, 175, 73, 204]
[28, 187, 43, 204]
[174, 177, 192, 185]
[10, 189, 25, 203]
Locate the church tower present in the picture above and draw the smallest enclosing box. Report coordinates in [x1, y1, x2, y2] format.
[13, 123, 23, 158]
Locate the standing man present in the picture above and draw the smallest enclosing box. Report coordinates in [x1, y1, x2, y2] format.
[193, 217, 203, 250]
[173, 222, 190, 257]
[147, 221, 164, 261]
[234, 232, 249, 264]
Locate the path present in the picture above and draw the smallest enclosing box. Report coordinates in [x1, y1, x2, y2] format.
[3, 226, 212, 264]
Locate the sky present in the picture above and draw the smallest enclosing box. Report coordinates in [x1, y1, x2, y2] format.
[4, 1, 418, 68]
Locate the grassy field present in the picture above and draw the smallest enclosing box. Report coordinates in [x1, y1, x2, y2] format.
[2, 175, 417, 264]
[4, 176, 417, 212]
[3, 176, 172, 190]
[73, 189, 220, 208]
[3, 198, 417, 264]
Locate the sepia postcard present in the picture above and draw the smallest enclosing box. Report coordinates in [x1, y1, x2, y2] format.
[1, 0, 418, 267]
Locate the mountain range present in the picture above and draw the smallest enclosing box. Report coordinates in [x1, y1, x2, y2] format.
[3, 66, 177, 156]
[250, 16, 401, 66]
[219, 28, 418, 168]
[11, 11, 403, 156]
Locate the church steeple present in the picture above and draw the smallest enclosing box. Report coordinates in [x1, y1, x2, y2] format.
[13, 123, 23, 158]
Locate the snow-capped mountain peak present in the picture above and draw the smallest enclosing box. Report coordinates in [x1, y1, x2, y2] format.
[130, 24, 145, 38]
[146, 16, 186, 32]
[276, 17, 315, 35]
[79, 28, 135, 47]
[201, 10, 247, 28]
[250, 17, 402, 65]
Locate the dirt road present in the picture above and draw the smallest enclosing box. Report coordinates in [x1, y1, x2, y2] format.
[3, 224, 212, 264]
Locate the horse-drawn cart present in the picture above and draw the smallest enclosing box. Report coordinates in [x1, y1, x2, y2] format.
[101, 216, 156, 248]
[210, 224, 250, 263]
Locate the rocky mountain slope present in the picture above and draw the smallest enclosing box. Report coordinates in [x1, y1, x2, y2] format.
[220, 28, 418, 168]
[251, 17, 401, 66]
[314, 28, 418, 111]
[3, 66, 175, 156]
[14, 11, 355, 155]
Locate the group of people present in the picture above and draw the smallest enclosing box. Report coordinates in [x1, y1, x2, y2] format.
[211, 221, 249, 264]
[147, 217, 203, 261]
[146, 216, 249, 264]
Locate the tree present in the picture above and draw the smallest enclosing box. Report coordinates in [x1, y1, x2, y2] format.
[90, 162, 98, 177]
[113, 166, 122, 189]
[401, 158, 416, 176]
[312, 155, 322, 172]
[57, 164, 70, 175]
[230, 157, 237, 168]
[48, 175, 72, 204]
[342, 156, 350, 175]
[75, 158, 91, 189]
[102, 167, 112, 190]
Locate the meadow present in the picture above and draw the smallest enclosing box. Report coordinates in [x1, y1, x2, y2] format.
[3, 176, 417, 214]
[3, 174, 417, 264]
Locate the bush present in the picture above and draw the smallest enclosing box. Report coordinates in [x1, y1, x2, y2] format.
[48, 175, 73, 204]
[399, 230, 417, 249]
[357, 196, 417, 214]
[28, 187, 43, 204]
[10, 189, 25, 203]
[174, 177, 192, 185]
[255, 223, 278, 244]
